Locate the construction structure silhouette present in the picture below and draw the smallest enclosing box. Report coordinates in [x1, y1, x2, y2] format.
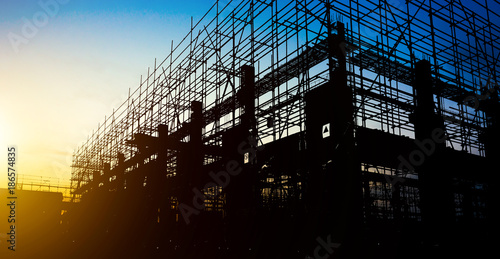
[67, 0, 498, 258]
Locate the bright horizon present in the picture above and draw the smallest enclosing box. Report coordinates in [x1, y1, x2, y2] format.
[0, 0, 219, 189]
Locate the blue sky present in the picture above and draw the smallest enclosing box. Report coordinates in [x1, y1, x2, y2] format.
[0, 0, 217, 187]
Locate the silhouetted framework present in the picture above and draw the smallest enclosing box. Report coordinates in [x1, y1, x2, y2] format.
[68, 0, 498, 258]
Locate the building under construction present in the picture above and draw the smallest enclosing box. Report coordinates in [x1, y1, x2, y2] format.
[68, 0, 498, 258]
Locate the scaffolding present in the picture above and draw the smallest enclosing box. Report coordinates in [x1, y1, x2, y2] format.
[16, 174, 72, 201]
[68, 0, 498, 257]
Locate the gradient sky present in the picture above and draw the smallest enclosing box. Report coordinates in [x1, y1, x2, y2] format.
[0, 0, 220, 188]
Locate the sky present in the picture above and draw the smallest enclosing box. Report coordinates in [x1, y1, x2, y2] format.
[0, 0, 218, 188]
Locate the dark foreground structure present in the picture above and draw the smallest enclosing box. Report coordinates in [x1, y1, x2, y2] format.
[68, 0, 498, 258]
[0, 189, 65, 259]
